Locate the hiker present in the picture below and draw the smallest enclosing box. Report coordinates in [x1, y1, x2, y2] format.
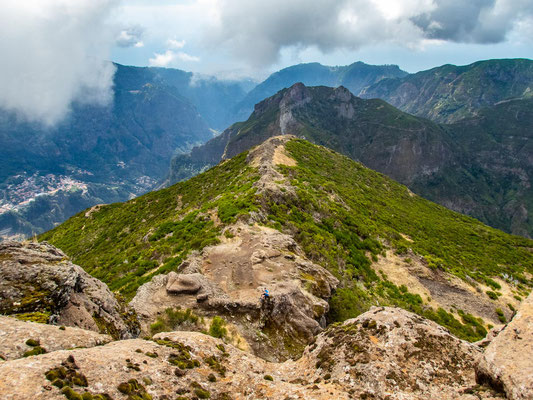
[261, 288, 270, 301]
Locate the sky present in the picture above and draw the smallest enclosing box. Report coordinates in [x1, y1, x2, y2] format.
[0, 0, 532, 125]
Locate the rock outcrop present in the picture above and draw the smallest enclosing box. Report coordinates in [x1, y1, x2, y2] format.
[0, 307, 503, 400]
[131, 222, 338, 361]
[0, 316, 111, 361]
[0, 241, 140, 339]
[476, 293, 533, 399]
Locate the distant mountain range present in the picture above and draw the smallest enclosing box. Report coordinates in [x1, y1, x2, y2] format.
[361, 58, 533, 123]
[231, 61, 408, 122]
[169, 82, 533, 237]
[1, 58, 532, 239]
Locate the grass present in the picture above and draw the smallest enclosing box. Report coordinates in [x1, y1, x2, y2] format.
[40, 151, 259, 299]
[266, 139, 532, 340]
[39, 138, 533, 341]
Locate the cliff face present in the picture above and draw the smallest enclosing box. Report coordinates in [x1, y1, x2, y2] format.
[0, 241, 139, 339]
[361, 59, 533, 123]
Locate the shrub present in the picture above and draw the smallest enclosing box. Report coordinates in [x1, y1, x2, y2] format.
[208, 316, 227, 339]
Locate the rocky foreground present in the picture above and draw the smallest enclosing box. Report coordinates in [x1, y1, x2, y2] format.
[1, 298, 532, 400]
[1, 234, 531, 399]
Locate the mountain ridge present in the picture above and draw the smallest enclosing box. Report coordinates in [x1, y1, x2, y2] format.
[168, 83, 532, 237]
[41, 135, 533, 353]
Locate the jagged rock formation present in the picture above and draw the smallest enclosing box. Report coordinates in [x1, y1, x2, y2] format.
[0, 316, 111, 361]
[232, 61, 408, 122]
[0, 307, 505, 400]
[0, 241, 139, 339]
[131, 219, 338, 361]
[476, 293, 533, 399]
[168, 82, 533, 237]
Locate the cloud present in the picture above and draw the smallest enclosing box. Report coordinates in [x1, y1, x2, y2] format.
[167, 38, 186, 49]
[148, 50, 175, 67]
[148, 38, 199, 67]
[206, 0, 533, 67]
[0, 0, 119, 126]
[148, 49, 200, 67]
[116, 25, 145, 48]
[411, 0, 533, 43]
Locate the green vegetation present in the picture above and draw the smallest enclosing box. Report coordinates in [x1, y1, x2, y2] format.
[44, 357, 112, 400]
[149, 307, 201, 334]
[13, 311, 50, 324]
[268, 139, 532, 340]
[25, 338, 40, 347]
[40, 137, 532, 342]
[208, 316, 227, 339]
[40, 151, 259, 299]
[23, 345, 47, 357]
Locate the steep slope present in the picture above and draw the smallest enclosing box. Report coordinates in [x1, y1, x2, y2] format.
[169, 83, 453, 186]
[414, 98, 533, 237]
[232, 61, 407, 121]
[41, 137, 533, 356]
[169, 83, 533, 237]
[361, 58, 533, 123]
[0, 65, 213, 239]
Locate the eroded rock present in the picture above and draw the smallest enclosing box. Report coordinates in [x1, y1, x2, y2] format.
[0, 316, 111, 361]
[476, 293, 533, 399]
[0, 241, 139, 339]
[0, 307, 503, 400]
[131, 223, 338, 361]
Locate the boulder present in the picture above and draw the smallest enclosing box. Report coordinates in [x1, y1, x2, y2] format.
[166, 272, 203, 294]
[0, 241, 139, 339]
[476, 293, 533, 399]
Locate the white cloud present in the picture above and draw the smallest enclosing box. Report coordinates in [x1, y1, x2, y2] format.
[177, 52, 200, 62]
[148, 50, 175, 67]
[0, 0, 120, 126]
[167, 38, 186, 49]
[205, 0, 533, 66]
[148, 37, 199, 67]
[116, 26, 144, 48]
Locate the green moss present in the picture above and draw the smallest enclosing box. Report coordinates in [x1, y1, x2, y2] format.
[204, 355, 226, 377]
[61, 387, 83, 400]
[194, 388, 211, 399]
[14, 311, 50, 324]
[92, 313, 120, 340]
[117, 379, 152, 399]
[23, 346, 47, 357]
[25, 338, 40, 347]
